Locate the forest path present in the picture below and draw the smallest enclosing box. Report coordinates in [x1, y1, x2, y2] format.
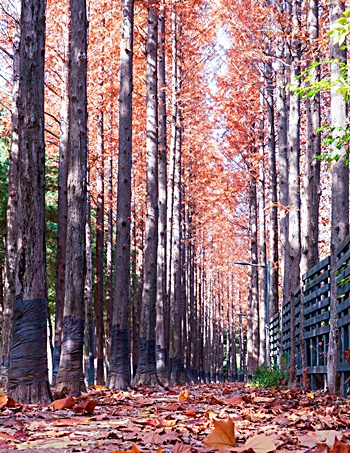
[0, 382, 349, 452]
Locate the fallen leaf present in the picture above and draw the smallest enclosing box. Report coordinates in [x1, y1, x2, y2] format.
[0, 395, 16, 409]
[243, 434, 276, 453]
[331, 438, 350, 453]
[49, 396, 75, 410]
[179, 389, 190, 401]
[112, 444, 141, 453]
[225, 397, 243, 406]
[173, 442, 192, 452]
[73, 398, 97, 414]
[315, 431, 343, 447]
[253, 397, 274, 403]
[185, 409, 197, 417]
[204, 417, 236, 449]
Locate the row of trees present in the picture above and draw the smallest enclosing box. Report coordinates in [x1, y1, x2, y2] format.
[214, 0, 350, 392]
[0, 0, 250, 403]
[1, 0, 349, 401]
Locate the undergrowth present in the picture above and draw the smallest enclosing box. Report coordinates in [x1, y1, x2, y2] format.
[250, 364, 289, 389]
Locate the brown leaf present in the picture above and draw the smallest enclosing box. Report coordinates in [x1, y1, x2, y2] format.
[173, 442, 192, 453]
[331, 438, 350, 453]
[112, 444, 141, 453]
[242, 434, 276, 453]
[253, 396, 274, 403]
[48, 396, 75, 411]
[315, 431, 343, 447]
[225, 397, 243, 406]
[179, 389, 190, 401]
[73, 398, 97, 414]
[343, 350, 350, 364]
[204, 417, 236, 449]
[0, 395, 16, 409]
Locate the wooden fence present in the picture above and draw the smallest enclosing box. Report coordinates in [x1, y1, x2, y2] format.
[269, 234, 350, 395]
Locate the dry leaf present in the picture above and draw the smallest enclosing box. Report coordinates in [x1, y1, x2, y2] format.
[243, 434, 276, 453]
[315, 431, 343, 447]
[112, 444, 141, 453]
[253, 397, 274, 403]
[331, 438, 350, 453]
[179, 389, 190, 401]
[204, 417, 236, 449]
[48, 396, 75, 411]
[73, 398, 97, 414]
[225, 397, 243, 406]
[173, 442, 192, 452]
[0, 395, 16, 409]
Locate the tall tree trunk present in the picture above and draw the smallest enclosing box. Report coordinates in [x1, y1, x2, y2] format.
[55, 0, 88, 397]
[84, 177, 94, 387]
[327, 0, 349, 395]
[299, 0, 321, 383]
[287, 0, 301, 387]
[276, 2, 290, 364]
[53, 21, 69, 384]
[107, 0, 134, 391]
[266, 62, 279, 319]
[133, 0, 159, 387]
[94, 111, 105, 385]
[156, 0, 168, 385]
[7, 0, 52, 404]
[1, 4, 20, 388]
[105, 125, 114, 364]
[247, 169, 259, 378]
[257, 104, 267, 367]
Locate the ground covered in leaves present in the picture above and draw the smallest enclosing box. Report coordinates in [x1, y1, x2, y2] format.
[0, 383, 350, 452]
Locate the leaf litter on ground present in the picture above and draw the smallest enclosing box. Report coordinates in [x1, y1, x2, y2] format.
[0, 383, 350, 452]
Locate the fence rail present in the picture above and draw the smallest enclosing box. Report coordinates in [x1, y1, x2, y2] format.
[269, 234, 350, 395]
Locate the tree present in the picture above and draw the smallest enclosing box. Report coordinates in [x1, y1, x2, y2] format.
[7, 0, 52, 404]
[156, 0, 168, 385]
[1, 2, 20, 388]
[55, 0, 88, 397]
[327, 0, 349, 395]
[299, 0, 321, 383]
[286, 0, 301, 387]
[108, 0, 134, 391]
[53, 19, 69, 383]
[133, 0, 159, 386]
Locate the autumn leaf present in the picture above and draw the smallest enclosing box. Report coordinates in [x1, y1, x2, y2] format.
[0, 394, 16, 409]
[179, 389, 190, 401]
[242, 434, 276, 453]
[112, 444, 141, 453]
[225, 396, 243, 406]
[73, 398, 97, 414]
[185, 409, 197, 417]
[204, 417, 236, 449]
[48, 396, 75, 410]
[173, 442, 192, 452]
[331, 438, 350, 453]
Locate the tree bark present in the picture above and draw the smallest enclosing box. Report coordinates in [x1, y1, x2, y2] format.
[287, 0, 301, 387]
[84, 176, 94, 387]
[156, 0, 168, 386]
[327, 0, 349, 395]
[107, 0, 134, 391]
[55, 0, 88, 397]
[247, 169, 259, 378]
[133, 0, 159, 387]
[1, 4, 20, 388]
[94, 111, 105, 385]
[7, 0, 52, 404]
[53, 20, 69, 384]
[299, 0, 321, 383]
